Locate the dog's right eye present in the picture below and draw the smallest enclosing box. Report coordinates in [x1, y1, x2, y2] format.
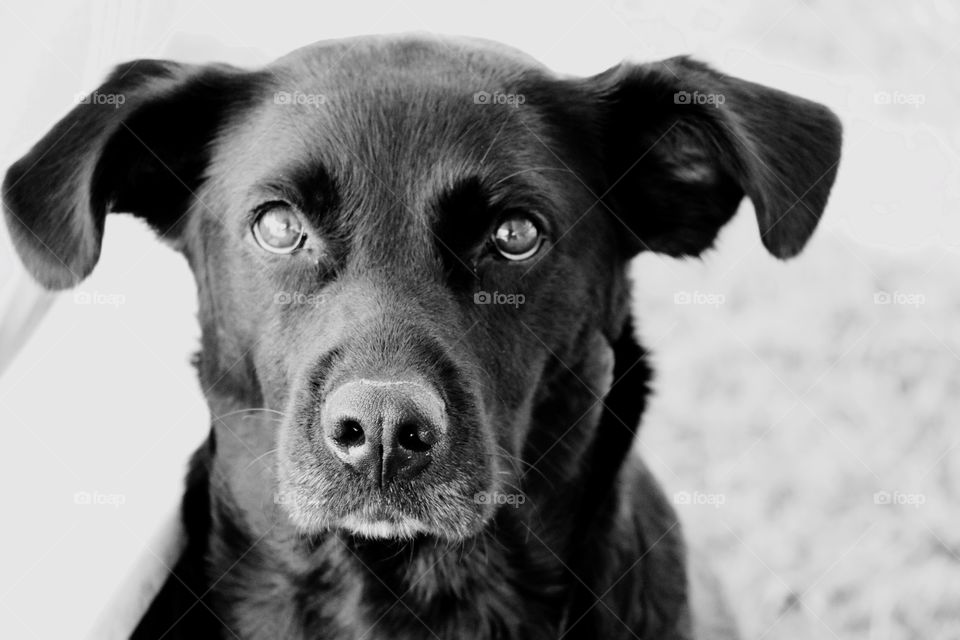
[492, 215, 543, 261]
[251, 203, 307, 254]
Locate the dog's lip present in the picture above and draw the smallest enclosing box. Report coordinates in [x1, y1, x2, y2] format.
[336, 513, 430, 539]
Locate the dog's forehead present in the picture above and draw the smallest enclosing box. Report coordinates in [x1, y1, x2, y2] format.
[212, 35, 572, 224]
[259, 35, 548, 164]
[271, 33, 545, 80]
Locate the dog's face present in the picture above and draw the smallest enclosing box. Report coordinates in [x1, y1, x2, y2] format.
[3, 36, 841, 542]
[202, 42, 620, 539]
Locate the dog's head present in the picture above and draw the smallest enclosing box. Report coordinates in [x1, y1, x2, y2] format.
[3, 35, 840, 542]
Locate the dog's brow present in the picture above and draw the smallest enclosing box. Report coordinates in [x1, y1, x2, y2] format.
[243, 161, 339, 219]
[431, 176, 496, 255]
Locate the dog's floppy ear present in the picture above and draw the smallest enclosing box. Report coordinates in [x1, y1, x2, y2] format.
[2, 60, 249, 289]
[584, 56, 842, 259]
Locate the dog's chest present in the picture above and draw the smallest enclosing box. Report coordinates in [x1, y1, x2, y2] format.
[215, 541, 564, 640]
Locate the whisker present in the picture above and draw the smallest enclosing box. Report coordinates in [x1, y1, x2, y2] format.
[491, 166, 574, 188]
[214, 407, 288, 421]
[490, 445, 554, 488]
[244, 446, 280, 471]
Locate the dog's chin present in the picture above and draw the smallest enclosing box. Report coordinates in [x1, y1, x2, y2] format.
[290, 508, 491, 543]
[335, 514, 432, 540]
[278, 484, 494, 543]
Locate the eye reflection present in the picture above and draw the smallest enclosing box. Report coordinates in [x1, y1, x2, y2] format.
[252, 204, 306, 254]
[492, 216, 542, 261]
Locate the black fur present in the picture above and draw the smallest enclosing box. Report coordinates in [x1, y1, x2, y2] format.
[3, 35, 841, 639]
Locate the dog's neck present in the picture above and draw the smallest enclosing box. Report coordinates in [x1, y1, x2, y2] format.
[190, 323, 675, 639]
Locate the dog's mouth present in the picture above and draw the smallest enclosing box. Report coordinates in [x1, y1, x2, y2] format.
[275, 467, 500, 541]
[274, 338, 505, 541]
[276, 407, 502, 542]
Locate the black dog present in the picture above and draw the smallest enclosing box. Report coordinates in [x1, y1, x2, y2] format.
[3, 35, 840, 639]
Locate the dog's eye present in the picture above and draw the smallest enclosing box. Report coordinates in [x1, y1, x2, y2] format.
[492, 215, 542, 261]
[252, 204, 307, 254]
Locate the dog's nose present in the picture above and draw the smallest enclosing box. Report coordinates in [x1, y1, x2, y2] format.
[320, 379, 446, 486]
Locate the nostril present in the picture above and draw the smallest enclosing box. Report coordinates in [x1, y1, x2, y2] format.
[396, 422, 435, 453]
[334, 419, 365, 448]
[321, 379, 446, 484]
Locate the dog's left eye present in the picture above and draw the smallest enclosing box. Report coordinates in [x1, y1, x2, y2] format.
[251, 204, 307, 254]
[492, 215, 542, 261]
